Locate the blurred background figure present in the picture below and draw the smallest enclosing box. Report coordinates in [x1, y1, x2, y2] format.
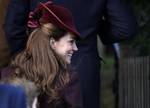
[0, 0, 10, 72]
[0, 84, 27, 108]
[0, 78, 39, 108]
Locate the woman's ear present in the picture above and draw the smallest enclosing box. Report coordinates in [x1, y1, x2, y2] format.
[49, 37, 56, 49]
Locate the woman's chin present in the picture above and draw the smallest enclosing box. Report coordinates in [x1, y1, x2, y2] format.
[65, 59, 71, 64]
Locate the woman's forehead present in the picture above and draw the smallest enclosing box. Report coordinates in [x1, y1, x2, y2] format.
[56, 32, 75, 42]
[66, 32, 76, 39]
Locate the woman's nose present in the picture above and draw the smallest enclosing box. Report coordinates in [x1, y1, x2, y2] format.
[73, 43, 78, 51]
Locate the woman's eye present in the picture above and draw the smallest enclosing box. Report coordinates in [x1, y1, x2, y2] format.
[70, 40, 74, 43]
[68, 39, 74, 44]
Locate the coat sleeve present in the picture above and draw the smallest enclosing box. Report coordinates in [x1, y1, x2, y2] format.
[63, 72, 83, 108]
[99, 0, 137, 44]
[3, 0, 30, 55]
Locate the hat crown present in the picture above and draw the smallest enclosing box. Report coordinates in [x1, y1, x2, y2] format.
[40, 4, 75, 30]
[28, 1, 80, 36]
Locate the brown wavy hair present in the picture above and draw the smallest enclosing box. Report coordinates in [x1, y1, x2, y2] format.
[10, 23, 70, 104]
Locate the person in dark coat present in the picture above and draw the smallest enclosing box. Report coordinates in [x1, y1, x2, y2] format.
[2, 1, 83, 108]
[3, 0, 137, 108]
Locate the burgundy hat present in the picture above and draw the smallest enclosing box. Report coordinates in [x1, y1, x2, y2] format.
[28, 1, 80, 36]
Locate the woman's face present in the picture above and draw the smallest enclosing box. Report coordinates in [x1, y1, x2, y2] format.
[50, 32, 78, 64]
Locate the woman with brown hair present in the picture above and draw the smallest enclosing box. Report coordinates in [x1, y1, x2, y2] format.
[1, 1, 83, 108]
